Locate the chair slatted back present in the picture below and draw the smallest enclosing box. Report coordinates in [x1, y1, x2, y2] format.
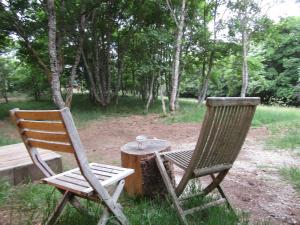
[190, 97, 260, 176]
[10, 107, 121, 209]
[11, 109, 74, 154]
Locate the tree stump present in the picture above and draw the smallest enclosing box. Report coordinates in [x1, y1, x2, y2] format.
[121, 139, 175, 198]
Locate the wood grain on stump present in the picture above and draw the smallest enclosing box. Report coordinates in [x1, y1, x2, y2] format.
[121, 139, 175, 198]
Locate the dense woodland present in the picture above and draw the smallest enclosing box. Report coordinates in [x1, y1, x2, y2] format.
[0, 0, 299, 112]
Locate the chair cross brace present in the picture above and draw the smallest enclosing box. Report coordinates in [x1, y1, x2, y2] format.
[45, 179, 126, 225]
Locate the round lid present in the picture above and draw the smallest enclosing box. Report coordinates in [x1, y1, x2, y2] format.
[121, 139, 171, 155]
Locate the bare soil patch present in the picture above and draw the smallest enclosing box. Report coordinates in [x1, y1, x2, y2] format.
[70, 114, 300, 225]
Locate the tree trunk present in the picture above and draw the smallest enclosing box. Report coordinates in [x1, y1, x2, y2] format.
[4, 94, 8, 103]
[82, 51, 103, 104]
[198, 76, 209, 103]
[145, 74, 155, 113]
[169, 0, 187, 113]
[160, 76, 167, 116]
[3, 81, 8, 103]
[31, 76, 40, 101]
[115, 35, 124, 105]
[47, 0, 65, 109]
[65, 10, 86, 108]
[103, 37, 112, 106]
[115, 56, 124, 105]
[241, 29, 249, 97]
[198, 2, 218, 103]
[65, 45, 81, 107]
[198, 51, 214, 103]
[198, 51, 207, 103]
[56, 0, 65, 76]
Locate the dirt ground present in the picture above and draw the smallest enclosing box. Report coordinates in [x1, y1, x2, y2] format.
[65, 114, 300, 225]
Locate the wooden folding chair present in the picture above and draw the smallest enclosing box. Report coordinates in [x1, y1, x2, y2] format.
[155, 97, 260, 225]
[10, 107, 134, 225]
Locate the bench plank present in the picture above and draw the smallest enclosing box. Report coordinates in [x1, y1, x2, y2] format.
[0, 143, 62, 185]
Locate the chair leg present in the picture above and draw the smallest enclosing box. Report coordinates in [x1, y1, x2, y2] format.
[202, 170, 228, 195]
[57, 188, 88, 214]
[98, 180, 125, 225]
[155, 152, 188, 225]
[45, 191, 72, 225]
[210, 174, 234, 210]
[97, 179, 130, 225]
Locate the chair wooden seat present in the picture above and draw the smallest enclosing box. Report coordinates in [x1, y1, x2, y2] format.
[163, 150, 193, 170]
[43, 163, 134, 198]
[164, 150, 233, 176]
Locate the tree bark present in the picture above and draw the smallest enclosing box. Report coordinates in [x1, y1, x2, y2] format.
[82, 50, 102, 104]
[4, 94, 8, 103]
[160, 74, 167, 116]
[3, 81, 8, 103]
[115, 41, 124, 105]
[145, 74, 155, 113]
[198, 50, 214, 103]
[65, 8, 86, 108]
[47, 0, 65, 109]
[56, 0, 65, 76]
[198, 1, 218, 103]
[241, 29, 249, 97]
[31, 76, 41, 101]
[168, 0, 187, 113]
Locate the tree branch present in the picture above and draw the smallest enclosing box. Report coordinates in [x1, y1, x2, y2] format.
[0, 3, 51, 80]
[166, 0, 179, 27]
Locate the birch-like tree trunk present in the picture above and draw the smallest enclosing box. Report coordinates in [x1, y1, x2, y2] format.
[198, 1, 219, 103]
[65, 9, 86, 108]
[82, 51, 102, 104]
[115, 41, 124, 105]
[47, 0, 65, 109]
[145, 74, 155, 113]
[158, 68, 167, 116]
[198, 50, 215, 103]
[167, 0, 187, 113]
[1, 80, 8, 103]
[241, 29, 249, 97]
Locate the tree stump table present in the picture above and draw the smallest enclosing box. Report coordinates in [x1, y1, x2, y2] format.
[121, 139, 175, 198]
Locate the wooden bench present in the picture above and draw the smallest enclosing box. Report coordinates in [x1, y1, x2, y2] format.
[0, 143, 62, 185]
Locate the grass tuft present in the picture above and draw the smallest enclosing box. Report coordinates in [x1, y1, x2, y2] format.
[0, 134, 18, 146]
[164, 100, 206, 124]
[279, 166, 300, 192]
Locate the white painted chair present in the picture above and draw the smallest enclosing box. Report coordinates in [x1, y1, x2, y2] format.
[10, 107, 134, 225]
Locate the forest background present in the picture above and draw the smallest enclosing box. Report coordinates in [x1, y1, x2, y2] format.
[0, 0, 299, 112]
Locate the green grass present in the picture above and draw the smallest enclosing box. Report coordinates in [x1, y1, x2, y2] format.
[279, 166, 300, 192]
[1, 95, 299, 150]
[251, 105, 300, 127]
[0, 180, 10, 205]
[0, 95, 163, 126]
[164, 101, 300, 151]
[0, 95, 165, 146]
[0, 134, 18, 146]
[0, 99, 56, 120]
[253, 106, 300, 152]
[165, 100, 206, 124]
[0, 182, 249, 225]
[70, 95, 163, 127]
